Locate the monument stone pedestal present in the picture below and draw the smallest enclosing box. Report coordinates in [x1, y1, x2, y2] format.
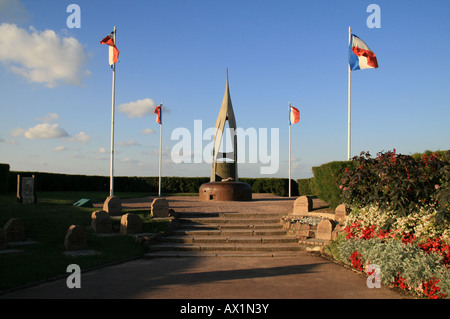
[199, 181, 252, 202]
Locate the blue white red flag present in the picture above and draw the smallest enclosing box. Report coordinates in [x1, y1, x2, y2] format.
[154, 104, 162, 124]
[349, 34, 378, 71]
[100, 31, 119, 66]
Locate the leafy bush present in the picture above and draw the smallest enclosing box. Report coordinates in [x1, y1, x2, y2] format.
[340, 150, 449, 220]
[312, 161, 354, 208]
[0, 163, 9, 194]
[297, 177, 315, 195]
[338, 237, 450, 299]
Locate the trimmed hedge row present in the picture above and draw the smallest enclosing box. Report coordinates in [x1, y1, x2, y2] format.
[6, 170, 298, 196]
[298, 161, 355, 209]
[0, 163, 9, 194]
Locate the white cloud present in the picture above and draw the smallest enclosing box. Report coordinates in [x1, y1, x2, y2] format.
[0, 23, 89, 87]
[0, 137, 18, 145]
[141, 128, 156, 135]
[24, 123, 69, 139]
[11, 127, 24, 137]
[53, 146, 66, 151]
[96, 147, 107, 154]
[118, 98, 157, 118]
[118, 140, 140, 147]
[69, 131, 91, 144]
[35, 113, 58, 123]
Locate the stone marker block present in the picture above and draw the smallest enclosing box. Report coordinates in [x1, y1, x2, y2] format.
[316, 219, 334, 241]
[335, 204, 349, 224]
[151, 198, 169, 218]
[64, 225, 87, 251]
[0, 228, 6, 250]
[292, 196, 313, 215]
[91, 210, 112, 234]
[103, 196, 122, 216]
[4, 218, 26, 242]
[17, 175, 37, 204]
[120, 213, 142, 235]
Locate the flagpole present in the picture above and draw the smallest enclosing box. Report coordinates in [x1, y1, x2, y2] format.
[347, 26, 352, 161]
[109, 26, 116, 197]
[288, 102, 292, 198]
[158, 103, 162, 197]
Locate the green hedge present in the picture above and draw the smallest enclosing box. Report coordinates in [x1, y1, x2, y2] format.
[0, 163, 9, 194]
[297, 177, 315, 196]
[297, 161, 354, 209]
[6, 171, 296, 196]
[312, 161, 354, 209]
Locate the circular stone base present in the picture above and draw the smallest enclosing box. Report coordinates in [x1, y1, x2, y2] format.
[199, 182, 252, 202]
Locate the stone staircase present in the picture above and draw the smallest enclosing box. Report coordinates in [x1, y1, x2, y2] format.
[145, 211, 307, 258]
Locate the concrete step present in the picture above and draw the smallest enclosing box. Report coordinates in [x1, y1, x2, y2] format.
[173, 229, 288, 237]
[178, 223, 283, 230]
[144, 251, 308, 258]
[176, 212, 286, 219]
[163, 236, 298, 244]
[178, 217, 281, 224]
[148, 243, 304, 252]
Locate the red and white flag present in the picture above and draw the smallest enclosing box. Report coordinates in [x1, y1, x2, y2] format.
[100, 31, 119, 66]
[154, 104, 162, 124]
[349, 34, 378, 71]
[289, 105, 300, 125]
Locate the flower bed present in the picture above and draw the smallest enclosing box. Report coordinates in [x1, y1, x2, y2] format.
[326, 150, 450, 299]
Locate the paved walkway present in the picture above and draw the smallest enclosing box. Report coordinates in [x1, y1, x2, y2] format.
[1, 194, 409, 299]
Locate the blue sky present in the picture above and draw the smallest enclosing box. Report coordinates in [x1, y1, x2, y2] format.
[0, 0, 449, 180]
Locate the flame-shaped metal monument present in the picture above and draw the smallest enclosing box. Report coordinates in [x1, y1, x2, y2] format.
[199, 71, 252, 201]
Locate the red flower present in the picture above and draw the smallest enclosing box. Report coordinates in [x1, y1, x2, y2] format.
[350, 251, 364, 271]
[423, 277, 446, 299]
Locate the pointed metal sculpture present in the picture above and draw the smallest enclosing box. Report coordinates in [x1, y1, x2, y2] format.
[211, 69, 238, 182]
[200, 70, 252, 201]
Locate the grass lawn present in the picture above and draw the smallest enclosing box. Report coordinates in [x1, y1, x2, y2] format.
[0, 191, 170, 291]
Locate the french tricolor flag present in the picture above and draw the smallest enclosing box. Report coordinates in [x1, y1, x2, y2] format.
[100, 31, 119, 66]
[349, 34, 378, 71]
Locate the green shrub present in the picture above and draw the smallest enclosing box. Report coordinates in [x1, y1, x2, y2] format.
[338, 237, 449, 298]
[297, 177, 315, 195]
[340, 150, 449, 220]
[312, 161, 354, 209]
[0, 163, 9, 194]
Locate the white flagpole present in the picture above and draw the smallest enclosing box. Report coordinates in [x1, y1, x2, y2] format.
[158, 103, 162, 197]
[109, 26, 117, 197]
[288, 102, 292, 198]
[348, 26, 352, 161]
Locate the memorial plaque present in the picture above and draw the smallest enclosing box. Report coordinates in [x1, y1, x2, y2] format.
[4, 218, 26, 242]
[151, 198, 169, 218]
[91, 210, 112, 234]
[316, 219, 334, 240]
[64, 225, 87, 251]
[17, 175, 36, 204]
[103, 196, 122, 216]
[292, 196, 313, 215]
[335, 204, 349, 224]
[120, 213, 142, 235]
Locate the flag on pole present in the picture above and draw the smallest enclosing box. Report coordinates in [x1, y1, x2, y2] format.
[289, 105, 300, 125]
[154, 104, 162, 124]
[349, 34, 378, 71]
[100, 31, 119, 66]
